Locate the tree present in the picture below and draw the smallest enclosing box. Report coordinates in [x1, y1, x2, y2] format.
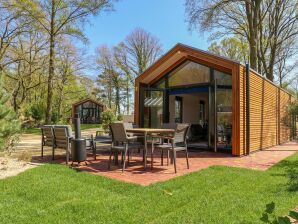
[0, 71, 20, 152]
[114, 43, 133, 114]
[185, 0, 261, 70]
[5, 30, 47, 113]
[0, 0, 29, 71]
[15, 0, 114, 124]
[274, 38, 298, 87]
[208, 36, 249, 63]
[55, 38, 88, 120]
[185, 0, 298, 82]
[96, 45, 123, 115]
[257, 0, 298, 81]
[121, 28, 163, 78]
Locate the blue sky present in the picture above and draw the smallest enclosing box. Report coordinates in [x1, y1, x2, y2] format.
[82, 0, 210, 55]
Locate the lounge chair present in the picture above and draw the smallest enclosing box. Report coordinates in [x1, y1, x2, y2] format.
[53, 125, 73, 164]
[41, 126, 55, 159]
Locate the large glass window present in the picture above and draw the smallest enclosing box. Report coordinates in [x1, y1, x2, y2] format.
[175, 96, 183, 123]
[168, 61, 210, 87]
[75, 101, 102, 124]
[140, 59, 233, 151]
[143, 90, 164, 128]
[214, 70, 232, 86]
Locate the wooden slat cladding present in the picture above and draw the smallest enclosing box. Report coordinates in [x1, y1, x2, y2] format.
[239, 65, 246, 155]
[279, 90, 291, 143]
[239, 66, 292, 155]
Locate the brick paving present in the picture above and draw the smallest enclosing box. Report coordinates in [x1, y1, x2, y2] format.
[32, 141, 298, 186]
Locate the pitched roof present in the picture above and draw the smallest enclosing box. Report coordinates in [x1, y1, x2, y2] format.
[136, 43, 240, 84]
[72, 98, 105, 107]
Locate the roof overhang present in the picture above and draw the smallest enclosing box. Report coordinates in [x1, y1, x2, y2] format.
[72, 98, 105, 108]
[136, 43, 240, 85]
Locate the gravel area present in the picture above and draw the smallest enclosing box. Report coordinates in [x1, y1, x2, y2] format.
[0, 128, 100, 180]
[0, 157, 38, 179]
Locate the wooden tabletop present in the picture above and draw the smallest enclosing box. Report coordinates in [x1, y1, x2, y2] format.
[126, 128, 175, 134]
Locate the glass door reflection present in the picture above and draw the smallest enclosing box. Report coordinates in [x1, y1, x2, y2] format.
[142, 89, 164, 128]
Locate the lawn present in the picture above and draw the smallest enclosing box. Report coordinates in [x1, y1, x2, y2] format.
[22, 124, 101, 134]
[0, 153, 297, 224]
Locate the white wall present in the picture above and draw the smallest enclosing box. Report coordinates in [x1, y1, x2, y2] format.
[169, 93, 208, 124]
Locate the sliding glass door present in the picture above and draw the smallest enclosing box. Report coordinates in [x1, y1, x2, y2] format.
[215, 70, 232, 150]
[140, 88, 166, 128]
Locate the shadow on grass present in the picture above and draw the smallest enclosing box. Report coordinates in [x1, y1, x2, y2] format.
[271, 159, 298, 192]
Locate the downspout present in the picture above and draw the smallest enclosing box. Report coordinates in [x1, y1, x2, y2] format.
[246, 63, 250, 155]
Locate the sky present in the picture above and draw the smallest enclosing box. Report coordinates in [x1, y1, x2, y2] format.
[82, 0, 210, 56]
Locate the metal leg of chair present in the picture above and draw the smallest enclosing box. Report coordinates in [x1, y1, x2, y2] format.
[108, 149, 112, 170]
[66, 148, 69, 165]
[151, 143, 154, 170]
[93, 142, 96, 161]
[167, 150, 170, 166]
[127, 150, 130, 166]
[114, 150, 118, 165]
[142, 149, 145, 162]
[173, 150, 177, 173]
[41, 143, 44, 157]
[52, 145, 55, 160]
[121, 151, 124, 165]
[144, 133, 148, 169]
[122, 148, 128, 172]
[186, 149, 189, 169]
[161, 149, 164, 166]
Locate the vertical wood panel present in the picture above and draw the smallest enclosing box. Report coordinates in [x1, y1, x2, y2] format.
[239, 65, 292, 154]
[232, 65, 241, 155]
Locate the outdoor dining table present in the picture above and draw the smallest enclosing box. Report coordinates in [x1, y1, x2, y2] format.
[126, 128, 175, 169]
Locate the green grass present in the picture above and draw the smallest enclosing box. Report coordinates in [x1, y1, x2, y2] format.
[22, 124, 101, 134]
[79, 124, 101, 130]
[0, 153, 297, 223]
[21, 127, 41, 134]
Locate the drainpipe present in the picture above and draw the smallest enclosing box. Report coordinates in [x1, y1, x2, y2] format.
[246, 63, 250, 155]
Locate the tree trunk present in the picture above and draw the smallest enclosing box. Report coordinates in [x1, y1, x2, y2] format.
[115, 86, 120, 115]
[45, 0, 55, 124]
[57, 87, 63, 120]
[126, 78, 130, 114]
[245, 0, 261, 71]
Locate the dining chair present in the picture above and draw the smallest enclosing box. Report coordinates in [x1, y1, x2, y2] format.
[152, 123, 177, 166]
[108, 123, 143, 172]
[155, 123, 190, 173]
[124, 122, 145, 156]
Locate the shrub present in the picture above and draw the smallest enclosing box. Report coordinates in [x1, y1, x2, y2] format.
[101, 109, 116, 132]
[260, 202, 298, 224]
[0, 73, 21, 152]
[117, 114, 123, 121]
[28, 102, 46, 121]
[51, 111, 59, 124]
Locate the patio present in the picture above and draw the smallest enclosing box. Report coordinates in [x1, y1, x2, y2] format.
[32, 141, 298, 186]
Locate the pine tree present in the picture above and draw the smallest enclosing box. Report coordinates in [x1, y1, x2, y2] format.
[0, 72, 20, 152]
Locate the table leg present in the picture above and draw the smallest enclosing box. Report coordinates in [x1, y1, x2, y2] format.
[144, 132, 147, 169]
[151, 140, 154, 170]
